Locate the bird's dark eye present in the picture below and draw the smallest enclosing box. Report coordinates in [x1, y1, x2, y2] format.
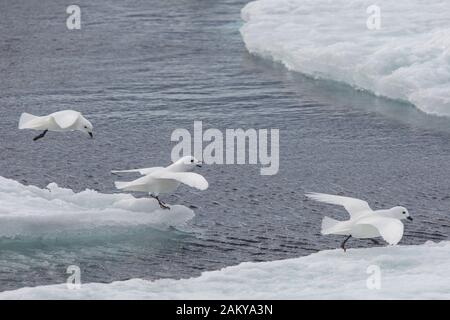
[402, 211, 406, 214]
[84, 126, 88, 129]
[190, 159, 194, 163]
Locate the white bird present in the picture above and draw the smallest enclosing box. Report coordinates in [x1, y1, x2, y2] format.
[306, 193, 413, 251]
[112, 156, 208, 210]
[18, 110, 94, 141]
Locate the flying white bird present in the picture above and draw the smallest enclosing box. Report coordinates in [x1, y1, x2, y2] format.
[112, 156, 208, 210]
[306, 193, 413, 251]
[18, 110, 94, 141]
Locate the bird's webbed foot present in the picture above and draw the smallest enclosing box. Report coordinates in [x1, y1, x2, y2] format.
[341, 235, 352, 252]
[151, 195, 171, 210]
[33, 130, 48, 141]
[158, 201, 171, 210]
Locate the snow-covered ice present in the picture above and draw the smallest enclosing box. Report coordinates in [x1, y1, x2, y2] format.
[0, 176, 194, 238]
[240, 0, 450, 117]
[1, 241, 448, 299]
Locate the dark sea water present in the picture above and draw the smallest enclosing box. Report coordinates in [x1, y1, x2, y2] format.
[0, 0, 449, 291]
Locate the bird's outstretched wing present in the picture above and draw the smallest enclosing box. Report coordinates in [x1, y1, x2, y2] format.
[151, 171, 208, 190]
[52, 110, 81, 129]
[306, 193, 372, 219]
[114, 174, 156, 191]
[356, 216, 404, 245]
[111, 167, 164, 175]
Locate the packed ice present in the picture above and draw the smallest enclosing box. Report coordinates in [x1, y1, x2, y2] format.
[1, 241, 448, 299]
[0, 176, 194, 238]
[241, 0, 450, 116]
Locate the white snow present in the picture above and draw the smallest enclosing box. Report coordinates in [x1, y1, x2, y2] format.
[240, 0, 450, 117]
[1, 241, 448, 299]
[0, 176, 194, 238]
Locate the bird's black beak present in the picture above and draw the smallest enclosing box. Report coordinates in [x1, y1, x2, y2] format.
[88, 132, 93, 138]
[407, 216, 413, 221]
[196, 161, 203, 168]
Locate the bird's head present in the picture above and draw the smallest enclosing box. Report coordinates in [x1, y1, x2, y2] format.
[174, 156, 203, 171]
[79, 116, 94, 138]
[390, 206, 413, 221]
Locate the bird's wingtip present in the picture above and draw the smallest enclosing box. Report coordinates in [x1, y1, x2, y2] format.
[305, 192, 319, 198]
[198, 179, 209, 191]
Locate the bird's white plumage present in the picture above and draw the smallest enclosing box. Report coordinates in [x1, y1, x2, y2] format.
[113, 156, 208, 196]
[18, 113, 40, 129]
[18, 110, 93, 137]
[355, 216, 404, 245]
[51, 110, 82, 129]
[306, 192, 411, 246]
[111, 167, 164, 175]
[306, 192, 371, 219]
[151, 171, 208, 191]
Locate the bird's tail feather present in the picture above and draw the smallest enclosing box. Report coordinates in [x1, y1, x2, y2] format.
[114, 181, 130, 189]
[18, 112, 38, 129]
[321, 216, 341, 235]
[111, 169, 140, 174]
